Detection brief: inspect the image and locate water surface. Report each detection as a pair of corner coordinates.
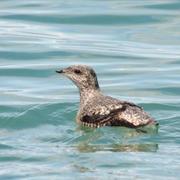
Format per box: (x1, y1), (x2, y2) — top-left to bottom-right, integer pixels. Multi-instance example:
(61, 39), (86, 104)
(0, 0), (180, 179)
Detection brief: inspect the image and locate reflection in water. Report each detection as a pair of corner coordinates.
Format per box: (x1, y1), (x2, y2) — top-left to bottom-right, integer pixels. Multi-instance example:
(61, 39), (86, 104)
(74, 126), (158, 153)
(76, 143), (158, 153)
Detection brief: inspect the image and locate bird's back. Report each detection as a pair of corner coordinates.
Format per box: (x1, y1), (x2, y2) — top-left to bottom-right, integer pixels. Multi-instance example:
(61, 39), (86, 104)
(78, 94), (157, 128)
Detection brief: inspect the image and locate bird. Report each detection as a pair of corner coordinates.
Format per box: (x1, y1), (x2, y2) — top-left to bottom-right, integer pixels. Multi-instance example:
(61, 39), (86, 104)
(56, 65), (158, 129)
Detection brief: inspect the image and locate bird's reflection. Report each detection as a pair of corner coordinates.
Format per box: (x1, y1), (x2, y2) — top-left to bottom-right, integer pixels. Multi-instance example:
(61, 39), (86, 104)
(77, 143), (158, 153)
(74, 126), (158, 153)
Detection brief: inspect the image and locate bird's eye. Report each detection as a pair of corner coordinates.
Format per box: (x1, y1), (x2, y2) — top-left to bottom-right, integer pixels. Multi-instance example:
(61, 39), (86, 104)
(74, 69), (82, 74)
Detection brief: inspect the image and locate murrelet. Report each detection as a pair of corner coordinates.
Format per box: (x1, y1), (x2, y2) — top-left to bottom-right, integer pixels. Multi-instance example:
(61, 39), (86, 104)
(56, 65), (158, 128)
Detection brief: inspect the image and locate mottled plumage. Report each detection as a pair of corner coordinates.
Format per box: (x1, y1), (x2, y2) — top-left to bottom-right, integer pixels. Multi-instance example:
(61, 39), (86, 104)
(56, 65), (158, 128)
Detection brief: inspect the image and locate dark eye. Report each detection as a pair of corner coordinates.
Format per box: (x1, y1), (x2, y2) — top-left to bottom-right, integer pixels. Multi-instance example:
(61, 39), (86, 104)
(74, 69), (82, 74)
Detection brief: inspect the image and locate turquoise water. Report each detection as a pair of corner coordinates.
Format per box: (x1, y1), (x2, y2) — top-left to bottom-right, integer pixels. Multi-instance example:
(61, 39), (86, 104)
(0, 0), (180, 179)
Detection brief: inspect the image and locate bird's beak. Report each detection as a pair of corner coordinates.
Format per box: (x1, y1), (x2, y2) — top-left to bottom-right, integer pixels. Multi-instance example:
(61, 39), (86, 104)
(56, 69), (64, 74)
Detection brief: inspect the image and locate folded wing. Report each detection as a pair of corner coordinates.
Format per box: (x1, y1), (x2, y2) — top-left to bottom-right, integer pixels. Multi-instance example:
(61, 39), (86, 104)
(80, 100), (157, 128)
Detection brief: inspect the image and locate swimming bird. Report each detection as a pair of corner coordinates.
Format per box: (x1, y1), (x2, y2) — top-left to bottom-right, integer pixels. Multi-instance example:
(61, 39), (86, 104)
(56, 65), (158, 128)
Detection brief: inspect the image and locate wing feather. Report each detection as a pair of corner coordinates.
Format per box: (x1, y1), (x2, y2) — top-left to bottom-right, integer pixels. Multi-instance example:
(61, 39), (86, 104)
(80, 101), (155, 128)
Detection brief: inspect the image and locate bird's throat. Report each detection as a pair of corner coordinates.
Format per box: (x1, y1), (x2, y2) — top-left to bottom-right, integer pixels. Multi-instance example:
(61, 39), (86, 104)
(79, 88), (101, 107)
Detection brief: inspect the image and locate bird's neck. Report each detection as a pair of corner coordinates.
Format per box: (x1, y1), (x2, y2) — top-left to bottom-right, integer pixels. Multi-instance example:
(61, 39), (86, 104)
(79, 88), (101, 107)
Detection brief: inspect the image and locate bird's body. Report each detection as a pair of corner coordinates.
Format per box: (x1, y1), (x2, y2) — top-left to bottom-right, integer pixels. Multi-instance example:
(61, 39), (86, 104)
(56, 65), (158, 128)
(77, 92), (156, 128)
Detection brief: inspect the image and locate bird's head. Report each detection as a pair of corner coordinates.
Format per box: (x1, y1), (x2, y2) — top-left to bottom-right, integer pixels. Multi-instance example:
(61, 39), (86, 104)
(56, 65), (99, 91)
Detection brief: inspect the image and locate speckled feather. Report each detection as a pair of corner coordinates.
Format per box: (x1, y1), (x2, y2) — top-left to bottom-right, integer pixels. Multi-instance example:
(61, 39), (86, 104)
(79, 95), (156, 128)
(57, 65), (158, 128)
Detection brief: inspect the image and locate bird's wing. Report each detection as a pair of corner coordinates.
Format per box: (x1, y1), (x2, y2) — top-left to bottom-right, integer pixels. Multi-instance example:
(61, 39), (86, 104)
(80, 101), (155, 128)
(81, 106), (125, 127)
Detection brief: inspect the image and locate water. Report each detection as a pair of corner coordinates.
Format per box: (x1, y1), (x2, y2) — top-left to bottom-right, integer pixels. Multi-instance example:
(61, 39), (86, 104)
(0, 0), (180, 179)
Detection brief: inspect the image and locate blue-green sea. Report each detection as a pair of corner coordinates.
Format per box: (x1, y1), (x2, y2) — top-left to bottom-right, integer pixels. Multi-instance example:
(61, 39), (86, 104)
(0, 0), (180, 179)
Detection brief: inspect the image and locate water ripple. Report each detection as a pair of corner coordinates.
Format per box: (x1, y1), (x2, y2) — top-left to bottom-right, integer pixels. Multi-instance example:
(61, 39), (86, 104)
(0, 0), (180, 179)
